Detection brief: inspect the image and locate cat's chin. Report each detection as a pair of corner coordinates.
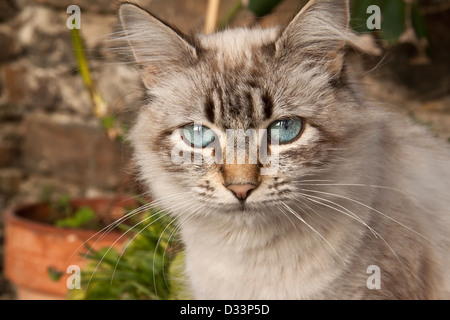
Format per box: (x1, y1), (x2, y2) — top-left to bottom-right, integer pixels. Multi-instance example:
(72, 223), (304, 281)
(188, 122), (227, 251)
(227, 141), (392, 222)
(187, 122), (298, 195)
(199, 201), (246, 213)
(203, 199), (279, 215)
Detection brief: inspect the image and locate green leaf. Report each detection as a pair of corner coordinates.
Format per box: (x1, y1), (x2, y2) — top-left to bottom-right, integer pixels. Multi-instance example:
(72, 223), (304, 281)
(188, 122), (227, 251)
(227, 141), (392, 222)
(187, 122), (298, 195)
(69, 205), (180, 300)
(411, 2), (427, 40)
(100, 115), (116, 131)
(380, 0), (406, 44)
(47, 266), (64, 282)
(168, 250), (192, 300)
(351, 0), (382, 33)
(351, 0), (406, 44)
(55, 207), (95, 228)
(247, 0), (282, 17)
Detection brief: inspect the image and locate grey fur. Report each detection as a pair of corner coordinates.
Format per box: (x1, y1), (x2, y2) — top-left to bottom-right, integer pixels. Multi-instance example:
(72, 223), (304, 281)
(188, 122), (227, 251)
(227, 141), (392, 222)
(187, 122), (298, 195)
(119, 0), (450, 299)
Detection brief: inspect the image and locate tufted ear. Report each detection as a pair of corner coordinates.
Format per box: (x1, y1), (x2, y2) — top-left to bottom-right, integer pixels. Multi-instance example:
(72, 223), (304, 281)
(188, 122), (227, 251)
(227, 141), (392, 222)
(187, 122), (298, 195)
(275, 0), (350, 77)
(119, 3), (197, 87)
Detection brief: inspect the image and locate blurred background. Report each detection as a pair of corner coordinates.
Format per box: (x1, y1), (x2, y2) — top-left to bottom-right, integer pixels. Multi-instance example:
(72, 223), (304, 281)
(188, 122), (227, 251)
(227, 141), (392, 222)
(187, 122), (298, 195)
(0, 0), (448, 299)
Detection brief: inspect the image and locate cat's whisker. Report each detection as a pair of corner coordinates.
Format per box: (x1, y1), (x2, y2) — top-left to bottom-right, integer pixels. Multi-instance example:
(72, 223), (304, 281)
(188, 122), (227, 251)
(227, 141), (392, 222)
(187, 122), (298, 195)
(279, 201), (345, 265)
(84, 194), (195, 292)
(275, 205), (304, 243)
(85, 209), (168, 291)
(159, 209), (199, 299)
(67, 202), (150, 264)
(293, 193), (407, 273)
(296, 192), (377, 237)
(108, 197), (197, 287)
(294, 180), (411, 198)
(73, 192), (191, 264)
(159, 215), (187, 295)
(299, 188), (435, 245)
(152, 201), (205, 299)
(290, 198), (326, 227)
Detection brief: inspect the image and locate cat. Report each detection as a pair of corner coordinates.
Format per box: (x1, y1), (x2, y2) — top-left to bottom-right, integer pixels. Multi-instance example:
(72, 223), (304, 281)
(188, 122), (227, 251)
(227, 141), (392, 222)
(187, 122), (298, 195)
(117, 0), (450, 299)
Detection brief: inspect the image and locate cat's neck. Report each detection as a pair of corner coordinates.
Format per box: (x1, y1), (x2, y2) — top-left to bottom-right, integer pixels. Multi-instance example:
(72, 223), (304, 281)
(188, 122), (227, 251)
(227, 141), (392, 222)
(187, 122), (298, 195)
(179, 208), (365, 299)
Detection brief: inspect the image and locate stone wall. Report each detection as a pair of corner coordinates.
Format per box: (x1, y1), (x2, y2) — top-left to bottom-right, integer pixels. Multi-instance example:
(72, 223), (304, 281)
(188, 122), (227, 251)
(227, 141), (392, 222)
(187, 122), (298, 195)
(0, 1), (195, 209)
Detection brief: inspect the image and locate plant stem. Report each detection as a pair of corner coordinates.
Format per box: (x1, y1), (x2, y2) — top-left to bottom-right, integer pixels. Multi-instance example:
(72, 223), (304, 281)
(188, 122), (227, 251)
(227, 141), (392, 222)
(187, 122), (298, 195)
(70, 28), (107, 118)
(218, 0), (243, 30)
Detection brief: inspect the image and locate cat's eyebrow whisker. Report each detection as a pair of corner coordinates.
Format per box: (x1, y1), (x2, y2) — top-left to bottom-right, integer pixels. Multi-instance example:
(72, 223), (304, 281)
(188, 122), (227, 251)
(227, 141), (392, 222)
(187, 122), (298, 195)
(279, 201), (345, 265)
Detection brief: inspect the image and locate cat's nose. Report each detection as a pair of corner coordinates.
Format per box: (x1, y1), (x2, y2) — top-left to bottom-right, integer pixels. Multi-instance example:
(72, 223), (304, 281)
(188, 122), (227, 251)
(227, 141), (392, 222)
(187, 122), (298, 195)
(227, 184), (257, 200)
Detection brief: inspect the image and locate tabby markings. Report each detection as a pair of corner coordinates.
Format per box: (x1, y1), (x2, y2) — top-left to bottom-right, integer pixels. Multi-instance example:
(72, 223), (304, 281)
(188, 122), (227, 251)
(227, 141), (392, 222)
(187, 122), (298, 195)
(171, 126), (279, 175)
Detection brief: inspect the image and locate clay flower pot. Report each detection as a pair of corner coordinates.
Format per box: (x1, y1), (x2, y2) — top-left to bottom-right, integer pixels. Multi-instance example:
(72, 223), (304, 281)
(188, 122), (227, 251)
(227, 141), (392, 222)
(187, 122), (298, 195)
(3, 197), (135, 299)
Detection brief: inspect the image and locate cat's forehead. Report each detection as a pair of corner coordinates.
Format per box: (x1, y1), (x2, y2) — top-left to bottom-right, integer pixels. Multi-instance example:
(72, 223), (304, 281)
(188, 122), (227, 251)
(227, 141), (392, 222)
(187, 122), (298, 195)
(193, 28), (280, 130)
(197, 28), (280, 68)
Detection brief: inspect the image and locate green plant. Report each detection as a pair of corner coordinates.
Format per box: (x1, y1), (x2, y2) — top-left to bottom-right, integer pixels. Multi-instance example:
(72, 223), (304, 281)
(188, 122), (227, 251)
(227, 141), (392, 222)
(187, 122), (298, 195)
(70, 28), (107, 119)
(54, 206), (95, 229)
(70, 28), (124, 140)
(67, 205), (189, 300)
(351, 0), (427, 45)
(218, 0), (428, 47)
(39, 189), (98, 229)
(218, 0), (284, 29)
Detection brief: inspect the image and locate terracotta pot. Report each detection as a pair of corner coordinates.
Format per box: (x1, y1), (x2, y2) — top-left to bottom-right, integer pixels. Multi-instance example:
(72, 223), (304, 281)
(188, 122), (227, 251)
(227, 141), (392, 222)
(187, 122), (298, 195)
(3, 197), (136, 300)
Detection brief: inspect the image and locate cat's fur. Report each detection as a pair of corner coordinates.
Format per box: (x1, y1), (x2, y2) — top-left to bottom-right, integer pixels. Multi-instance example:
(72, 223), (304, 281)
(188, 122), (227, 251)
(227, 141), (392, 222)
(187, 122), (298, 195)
(118, 0), (450, 299)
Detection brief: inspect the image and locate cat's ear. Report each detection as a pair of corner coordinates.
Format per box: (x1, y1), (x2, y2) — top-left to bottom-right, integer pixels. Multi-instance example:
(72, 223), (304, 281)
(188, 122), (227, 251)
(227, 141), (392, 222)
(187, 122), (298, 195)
(275, 0), (350, 77)
(119, 3), (197, 87)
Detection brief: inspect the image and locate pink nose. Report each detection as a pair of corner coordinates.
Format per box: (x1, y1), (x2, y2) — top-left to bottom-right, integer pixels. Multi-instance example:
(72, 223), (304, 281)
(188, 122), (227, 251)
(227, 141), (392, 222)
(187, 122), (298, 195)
(227, 184), (257, 200)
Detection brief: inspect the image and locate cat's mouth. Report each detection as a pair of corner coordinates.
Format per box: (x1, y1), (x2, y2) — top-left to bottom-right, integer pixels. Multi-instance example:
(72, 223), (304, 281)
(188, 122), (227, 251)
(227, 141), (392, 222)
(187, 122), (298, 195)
(199, 199), (252, 213)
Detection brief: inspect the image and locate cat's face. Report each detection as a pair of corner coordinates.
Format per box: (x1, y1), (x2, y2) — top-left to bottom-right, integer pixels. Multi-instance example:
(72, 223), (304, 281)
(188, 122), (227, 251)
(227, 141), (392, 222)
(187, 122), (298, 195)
(120, 1), (364, 219)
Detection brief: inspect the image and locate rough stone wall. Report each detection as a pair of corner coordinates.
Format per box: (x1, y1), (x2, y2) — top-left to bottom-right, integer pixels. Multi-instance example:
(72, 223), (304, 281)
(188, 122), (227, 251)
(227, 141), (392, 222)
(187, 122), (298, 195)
(0, 0), (203, 209)
(1, 0), (126, 208)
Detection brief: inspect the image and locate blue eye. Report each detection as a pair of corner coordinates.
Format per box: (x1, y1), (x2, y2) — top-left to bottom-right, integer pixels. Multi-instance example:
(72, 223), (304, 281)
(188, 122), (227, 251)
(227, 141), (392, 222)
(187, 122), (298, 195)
(183, 124), (216, 148)
(268, 118), (303, 144)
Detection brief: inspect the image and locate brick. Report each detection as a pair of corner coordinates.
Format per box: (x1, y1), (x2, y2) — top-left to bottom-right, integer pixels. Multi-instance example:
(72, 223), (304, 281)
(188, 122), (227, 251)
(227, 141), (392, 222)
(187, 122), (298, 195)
(22, 113), (128, 189)
(0, 104), (25, 121)
(93, 133), (131, 189)
(0, 143), (18, 167)
(0, 30), (22, 62)
(0, 0), (19, 23)
(1, 64), (27, 105)
(0, 168), (23, 195)
(32, 0), (124, 13)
